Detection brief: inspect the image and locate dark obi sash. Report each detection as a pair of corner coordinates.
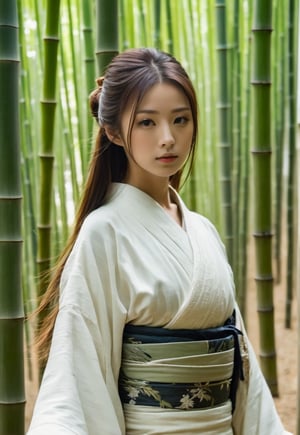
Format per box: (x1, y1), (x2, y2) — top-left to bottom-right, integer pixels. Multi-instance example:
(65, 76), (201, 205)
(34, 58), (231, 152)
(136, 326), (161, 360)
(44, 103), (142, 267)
(119, 312), (244, 413)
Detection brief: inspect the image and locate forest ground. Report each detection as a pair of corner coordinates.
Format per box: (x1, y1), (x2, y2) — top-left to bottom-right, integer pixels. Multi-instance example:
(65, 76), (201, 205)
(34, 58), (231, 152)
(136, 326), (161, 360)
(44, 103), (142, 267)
(25, 239), (298, 434)
(246, 236), (297, 435)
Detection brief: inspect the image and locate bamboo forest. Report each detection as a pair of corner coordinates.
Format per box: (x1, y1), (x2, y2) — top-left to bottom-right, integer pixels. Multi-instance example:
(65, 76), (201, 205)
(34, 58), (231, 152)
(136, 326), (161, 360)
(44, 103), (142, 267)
(0, 0), (299, 433)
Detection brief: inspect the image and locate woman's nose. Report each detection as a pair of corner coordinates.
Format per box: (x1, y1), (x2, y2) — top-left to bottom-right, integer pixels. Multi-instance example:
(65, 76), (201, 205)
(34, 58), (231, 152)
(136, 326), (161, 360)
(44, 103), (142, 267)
(160, 124), (175, 148)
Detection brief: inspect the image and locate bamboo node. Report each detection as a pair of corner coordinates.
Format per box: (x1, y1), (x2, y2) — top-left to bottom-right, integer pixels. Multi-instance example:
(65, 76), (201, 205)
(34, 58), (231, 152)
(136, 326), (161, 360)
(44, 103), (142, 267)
(0, 315), (24, 321)
(250, 80), (271, 86)
(0, 195), (22, 200)
(36, 258), (52, 265)
(40, 99), (57, 105)
(0, 23), (18, 29)
(0, 58), (20, 64)
(252, 27), (273, 33)
(37, 224), (52, 230)
(252, 231), (273, 238)
(255, 275), (274, 282)
(251, 148), (272, 155)
(258, 352), (277, 359)
(43, 36), (59, 42)
(95, 50), (118, 56)
(0, 239), (23, 243)
(0, 399), (26, 405)
(38, 153), (55, 159)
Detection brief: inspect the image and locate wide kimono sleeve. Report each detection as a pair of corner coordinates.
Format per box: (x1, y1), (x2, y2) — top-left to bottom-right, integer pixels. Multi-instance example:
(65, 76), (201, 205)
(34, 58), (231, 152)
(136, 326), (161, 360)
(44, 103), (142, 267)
(27, 211), (128, 435)
(232, 306), (292, 435)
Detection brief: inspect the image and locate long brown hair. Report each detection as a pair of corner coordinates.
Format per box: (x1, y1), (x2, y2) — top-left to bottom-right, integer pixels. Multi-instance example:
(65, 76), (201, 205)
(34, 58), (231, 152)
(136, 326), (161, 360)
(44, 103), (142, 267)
(35, 47), (199, 364)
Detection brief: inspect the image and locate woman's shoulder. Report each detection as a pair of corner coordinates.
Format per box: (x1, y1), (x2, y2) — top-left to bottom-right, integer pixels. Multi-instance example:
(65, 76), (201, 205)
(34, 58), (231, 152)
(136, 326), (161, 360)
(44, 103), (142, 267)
(81, 183), (126, 230)
(188, 209), (228, 258)
(65, 204), (122, 273)
(184, 206), (225, 243)
(172, 188), (217, 230)
(80, 203), (121, 240)
(189, 210), (217, 230)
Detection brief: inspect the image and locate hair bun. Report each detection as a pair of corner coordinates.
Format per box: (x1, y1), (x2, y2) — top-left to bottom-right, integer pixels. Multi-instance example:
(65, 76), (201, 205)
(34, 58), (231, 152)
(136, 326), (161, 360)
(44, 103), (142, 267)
(89, 76), (105, 120)
(96, 76), (105, 88)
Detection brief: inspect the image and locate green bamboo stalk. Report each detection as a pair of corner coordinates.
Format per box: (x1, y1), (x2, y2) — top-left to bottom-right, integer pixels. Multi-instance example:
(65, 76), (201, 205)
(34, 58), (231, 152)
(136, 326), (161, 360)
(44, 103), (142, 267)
(285, 0), (298, 328)
(18, 0), (41, 385)
(165, 0), (173, 54)
(167, 1), (181, 57)
(118, 0), (126, 50)
(58, 35), (80, 205)
(177, 0), (222, 227)
(18, 0), (38, 293)
(205, 0), (222, 226)
(215, 0), (233, 262)
(154, 2), (165, 51)
(298, 134), (300, 435)
(238, 0), (252, 322)
(273, 0), (286, 285)
(179, 0), (199, 211)
(119, 0), (134, 50)
(182, 0), (200, 209)
(32, 0), (43, 63)
(81, 0), (96, 152)
(37, 0), (61, 376)
(19, 79), (36, 383)
(0, 1), (25, 433)
(231, 0), (242, 304)
(65, 0), (86, 175)
(234, 0), (252, 318)
(96, 0), (119, 75)
(133, 1), (143, 46)
(54, 104), (70, 246)
(153, 0), (161, 49)
(171, 0), (196, 208)
(251, 0), (278, 396)
(139, 0), (154, 47)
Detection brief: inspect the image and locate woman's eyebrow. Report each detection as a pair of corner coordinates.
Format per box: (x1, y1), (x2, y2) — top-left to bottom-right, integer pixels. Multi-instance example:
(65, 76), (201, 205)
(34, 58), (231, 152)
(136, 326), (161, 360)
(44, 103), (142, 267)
(136, 107), (191, 114)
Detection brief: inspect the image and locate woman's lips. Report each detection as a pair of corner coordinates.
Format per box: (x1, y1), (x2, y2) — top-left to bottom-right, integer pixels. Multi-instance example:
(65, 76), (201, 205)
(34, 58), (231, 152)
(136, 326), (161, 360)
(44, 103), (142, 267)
(156, 155), (178, 163)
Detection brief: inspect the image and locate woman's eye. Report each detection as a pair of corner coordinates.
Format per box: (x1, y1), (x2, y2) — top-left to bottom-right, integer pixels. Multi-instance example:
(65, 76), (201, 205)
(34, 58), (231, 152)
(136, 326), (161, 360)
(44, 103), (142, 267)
(174, 116), (189, 125)
(138, 119), (154, 127)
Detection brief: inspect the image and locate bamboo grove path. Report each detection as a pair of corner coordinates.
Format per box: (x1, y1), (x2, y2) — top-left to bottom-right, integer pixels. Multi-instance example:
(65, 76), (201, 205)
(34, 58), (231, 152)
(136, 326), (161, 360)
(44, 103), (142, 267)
(247, 235), (297, 435)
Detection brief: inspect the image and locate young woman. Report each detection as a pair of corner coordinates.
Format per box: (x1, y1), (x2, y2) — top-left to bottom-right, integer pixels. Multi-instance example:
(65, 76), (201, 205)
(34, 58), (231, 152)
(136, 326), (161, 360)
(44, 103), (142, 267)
(27, 48), (290, 435)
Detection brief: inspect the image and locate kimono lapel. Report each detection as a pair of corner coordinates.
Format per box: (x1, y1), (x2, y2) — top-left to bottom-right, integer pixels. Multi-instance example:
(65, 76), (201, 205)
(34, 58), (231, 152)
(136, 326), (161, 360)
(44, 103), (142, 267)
(164, 202), (208, 329)
(110, 183), (193, 272)
(109, 184), (234, 330)
(164, 194), (235, 329)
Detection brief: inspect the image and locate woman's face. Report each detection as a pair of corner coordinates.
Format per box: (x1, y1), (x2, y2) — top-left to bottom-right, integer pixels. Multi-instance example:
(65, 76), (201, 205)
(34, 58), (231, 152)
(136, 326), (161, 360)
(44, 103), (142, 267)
(116, 82), (194, 186)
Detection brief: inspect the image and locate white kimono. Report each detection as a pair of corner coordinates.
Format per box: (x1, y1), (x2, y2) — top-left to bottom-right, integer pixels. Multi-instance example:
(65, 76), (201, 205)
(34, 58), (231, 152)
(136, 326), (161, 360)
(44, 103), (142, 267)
(27, 183), (288, 435)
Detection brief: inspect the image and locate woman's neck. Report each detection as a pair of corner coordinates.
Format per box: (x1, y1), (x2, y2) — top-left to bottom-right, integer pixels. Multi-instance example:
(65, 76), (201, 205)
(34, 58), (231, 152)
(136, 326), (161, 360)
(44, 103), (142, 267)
(124, 177), (182, 227)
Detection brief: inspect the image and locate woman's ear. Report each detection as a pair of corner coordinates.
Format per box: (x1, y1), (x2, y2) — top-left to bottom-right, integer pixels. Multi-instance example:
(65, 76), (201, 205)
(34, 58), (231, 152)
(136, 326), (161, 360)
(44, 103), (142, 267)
(104, 127), (124, 147)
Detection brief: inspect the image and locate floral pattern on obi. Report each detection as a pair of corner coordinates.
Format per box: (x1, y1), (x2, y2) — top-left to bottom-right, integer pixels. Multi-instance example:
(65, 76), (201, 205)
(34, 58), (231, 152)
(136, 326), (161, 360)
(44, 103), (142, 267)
(119, 376), (232, 410)
(119, 332), (236, 410)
